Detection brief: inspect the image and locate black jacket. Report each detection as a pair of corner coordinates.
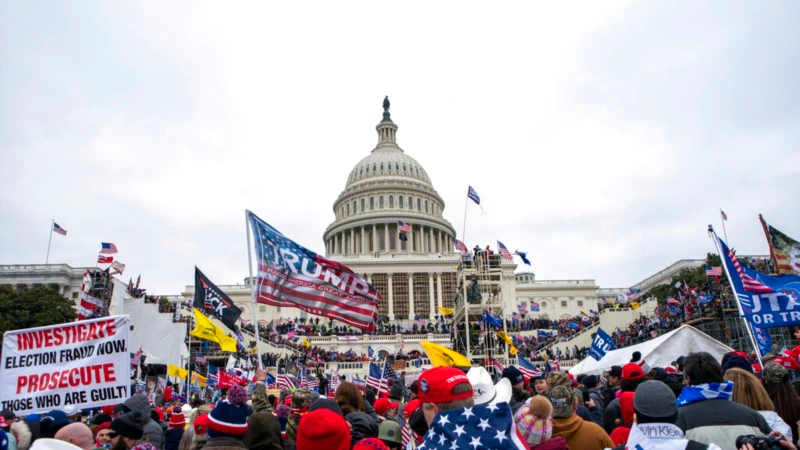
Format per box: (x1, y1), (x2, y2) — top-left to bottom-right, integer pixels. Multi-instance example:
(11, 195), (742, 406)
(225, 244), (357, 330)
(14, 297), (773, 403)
(347, 411), (379, 448)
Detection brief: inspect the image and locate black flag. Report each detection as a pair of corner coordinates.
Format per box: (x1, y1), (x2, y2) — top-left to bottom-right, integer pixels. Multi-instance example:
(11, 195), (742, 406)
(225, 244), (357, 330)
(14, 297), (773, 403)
(194, 267), (243, 332)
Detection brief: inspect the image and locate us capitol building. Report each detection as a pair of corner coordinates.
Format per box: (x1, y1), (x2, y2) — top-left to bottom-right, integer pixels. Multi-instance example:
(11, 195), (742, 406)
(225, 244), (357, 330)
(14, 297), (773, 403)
(2, 100), (709, 333)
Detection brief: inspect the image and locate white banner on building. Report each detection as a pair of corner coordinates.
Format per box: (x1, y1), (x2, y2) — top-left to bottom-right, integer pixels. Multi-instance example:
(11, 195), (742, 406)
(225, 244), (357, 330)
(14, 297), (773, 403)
(0, 315), (131, 415)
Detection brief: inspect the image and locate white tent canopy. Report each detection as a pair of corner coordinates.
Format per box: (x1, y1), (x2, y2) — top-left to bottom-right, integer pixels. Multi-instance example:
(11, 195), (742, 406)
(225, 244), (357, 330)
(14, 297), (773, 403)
(569, 325), (733, 376)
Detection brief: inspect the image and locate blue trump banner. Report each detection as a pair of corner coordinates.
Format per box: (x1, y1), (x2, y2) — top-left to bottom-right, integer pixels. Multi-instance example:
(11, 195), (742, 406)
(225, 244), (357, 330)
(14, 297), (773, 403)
(718, 235), (800, 328)
(247, 211), (380, 331)
(588, 328), (615, 361)
(751, 323), (771, 358)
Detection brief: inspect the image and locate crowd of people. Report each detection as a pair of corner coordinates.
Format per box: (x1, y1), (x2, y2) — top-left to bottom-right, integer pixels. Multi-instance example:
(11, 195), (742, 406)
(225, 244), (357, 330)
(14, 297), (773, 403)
(7, 346), (800, 450)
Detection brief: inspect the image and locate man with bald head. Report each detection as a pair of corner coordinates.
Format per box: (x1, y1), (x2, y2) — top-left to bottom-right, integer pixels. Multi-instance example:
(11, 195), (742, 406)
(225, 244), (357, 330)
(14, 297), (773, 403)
(55, 423), (94, 450)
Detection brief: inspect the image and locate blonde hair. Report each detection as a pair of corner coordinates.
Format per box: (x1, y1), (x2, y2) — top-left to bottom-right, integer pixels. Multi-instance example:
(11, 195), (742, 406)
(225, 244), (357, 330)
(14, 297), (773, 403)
(724, 368), (774, 411)
(529, 396), (553, 419)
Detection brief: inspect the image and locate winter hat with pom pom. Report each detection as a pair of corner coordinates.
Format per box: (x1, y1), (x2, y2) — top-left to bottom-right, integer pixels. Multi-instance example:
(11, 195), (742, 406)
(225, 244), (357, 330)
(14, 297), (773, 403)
(168, 406), (186, 429)
(208, 385), (249, 439)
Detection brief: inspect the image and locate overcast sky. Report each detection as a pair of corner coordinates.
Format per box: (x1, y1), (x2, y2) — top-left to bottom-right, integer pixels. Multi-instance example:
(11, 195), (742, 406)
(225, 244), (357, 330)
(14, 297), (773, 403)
(2, 2), (799, 295)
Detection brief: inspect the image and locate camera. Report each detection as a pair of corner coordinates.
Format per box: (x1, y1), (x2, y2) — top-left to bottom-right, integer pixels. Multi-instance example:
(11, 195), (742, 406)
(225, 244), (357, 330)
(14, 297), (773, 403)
(735, 435), (784, 450)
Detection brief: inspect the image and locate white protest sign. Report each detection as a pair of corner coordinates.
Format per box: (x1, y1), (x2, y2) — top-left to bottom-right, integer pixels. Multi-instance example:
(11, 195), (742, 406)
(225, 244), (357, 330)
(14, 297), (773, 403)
(0, 315), (131, 414)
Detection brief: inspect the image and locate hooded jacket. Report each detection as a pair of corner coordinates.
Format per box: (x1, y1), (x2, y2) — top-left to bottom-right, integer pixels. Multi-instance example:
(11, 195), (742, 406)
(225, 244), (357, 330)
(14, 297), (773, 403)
(347, 412), (379, 447)
(124, 395), (165, 450)
(243, 409), (284, 450)
(552, 414), (614, 450)
(676, 398), (771, 450)
(611, 423), (721, 450)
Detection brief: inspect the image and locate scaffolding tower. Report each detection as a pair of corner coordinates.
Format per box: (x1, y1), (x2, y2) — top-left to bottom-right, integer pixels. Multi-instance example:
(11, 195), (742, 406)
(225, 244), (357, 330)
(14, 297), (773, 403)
(86, 268), (114, 317)
(451, 252), (511, 368)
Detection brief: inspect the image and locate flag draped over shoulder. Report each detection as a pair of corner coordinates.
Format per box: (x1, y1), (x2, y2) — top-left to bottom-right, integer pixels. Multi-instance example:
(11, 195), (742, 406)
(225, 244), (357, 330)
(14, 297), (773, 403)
(194, 267), (243, 332)
(190, 308), (238, 352)
(248, 211), (380, 330)
(760, 215), (800, 275)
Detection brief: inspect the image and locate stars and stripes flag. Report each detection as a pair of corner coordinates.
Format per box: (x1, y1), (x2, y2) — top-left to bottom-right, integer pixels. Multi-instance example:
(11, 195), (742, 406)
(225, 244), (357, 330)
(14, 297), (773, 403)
(98, 255), (113, 264)
(307, 376), (319, 390)
(490, 358), (505, 373)
(195, 354), (207, 365)
(398, 220), (412, 233)
(667, 296), (682, 306)
(722, 240), (772, 293)
(421, 402), (527, 450)
(552, 354), (561, 371)
(401, 423), (412, 448)
(705, 265), (722, 277)
(248, 211), (380, 331)
(276, 367), (295, 390)
(100, 242), (118, 254)
(497, 241), (513, 260)
(366, 362), (389, 394)
(53, 222), (67, 236)
(453, 238), (468, 254)
(130, 347), (143, 367)
(517, 355), (542, 379)
(78, 291), (104, 321)
(721, 210), (728, 221)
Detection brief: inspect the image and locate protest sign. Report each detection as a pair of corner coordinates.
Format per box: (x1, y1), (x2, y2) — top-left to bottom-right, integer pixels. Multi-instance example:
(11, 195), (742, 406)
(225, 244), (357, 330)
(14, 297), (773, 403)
(0, 315), (131, 414)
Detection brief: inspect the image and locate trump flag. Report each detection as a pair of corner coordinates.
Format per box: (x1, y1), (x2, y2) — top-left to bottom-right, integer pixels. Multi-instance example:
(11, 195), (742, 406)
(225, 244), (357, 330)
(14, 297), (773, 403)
(247, 211), (380, 331)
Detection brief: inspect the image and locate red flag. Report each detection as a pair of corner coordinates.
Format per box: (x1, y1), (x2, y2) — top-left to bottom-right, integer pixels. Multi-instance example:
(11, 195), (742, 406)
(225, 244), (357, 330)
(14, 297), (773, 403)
(218, 370), (249, 389)
(98, 255), (113, 264)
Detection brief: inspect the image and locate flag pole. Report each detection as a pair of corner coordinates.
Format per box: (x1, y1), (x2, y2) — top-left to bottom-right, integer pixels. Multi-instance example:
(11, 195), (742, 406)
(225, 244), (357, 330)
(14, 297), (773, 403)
(46, 219), (54, 264)
(708, 226), (762, 366)
(720, 209), (729, 243)
(187, 309), (193, 399)
(245, 210), (263, 371)
(461, 195), (469, 245)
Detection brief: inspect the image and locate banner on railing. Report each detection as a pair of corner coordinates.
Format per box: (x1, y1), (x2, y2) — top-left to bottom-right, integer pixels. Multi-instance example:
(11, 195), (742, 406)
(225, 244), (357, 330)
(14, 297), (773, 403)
(0, 316), (131, 414)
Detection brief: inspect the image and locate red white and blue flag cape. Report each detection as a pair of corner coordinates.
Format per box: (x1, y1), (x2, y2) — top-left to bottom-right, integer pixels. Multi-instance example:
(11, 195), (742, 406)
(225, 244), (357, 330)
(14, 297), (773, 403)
(248, 211), (380, 331)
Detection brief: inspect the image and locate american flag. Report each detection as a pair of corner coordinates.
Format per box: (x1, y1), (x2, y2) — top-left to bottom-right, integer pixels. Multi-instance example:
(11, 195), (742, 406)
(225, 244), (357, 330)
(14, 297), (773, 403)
(401, 424), (413, 448)
(453, 238), (468, 254)
(397, 220), (412, 233)
(517, 355), (542, 379)
(248, 211), (380, 331)
(100, 242), (118, 254)
(497, 241), (512, 260)
(721, 210), (728, 221)
(97, 255), (113, 264)
(414, 315), (426, 326)
(490, 358), (505, 373)
(720, 237), (772, 293)
(53, 222), (67, 236)
(366, 362), (392, 394)
(277, 367), (295, 390)
(705, 265), (722, 277)
(552, 354), (561, 371)
(78, 291), (104, 321)
(667, 296), (681, 306)
(420, 402), (527, 450)
(130, 347), (142, 367)
(307, 376), (319, 389)
(195, 354), (207, 365)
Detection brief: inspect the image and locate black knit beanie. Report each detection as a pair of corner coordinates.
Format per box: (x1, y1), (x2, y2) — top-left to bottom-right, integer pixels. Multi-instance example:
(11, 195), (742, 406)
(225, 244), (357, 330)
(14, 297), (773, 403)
(111, 410), (145, 440)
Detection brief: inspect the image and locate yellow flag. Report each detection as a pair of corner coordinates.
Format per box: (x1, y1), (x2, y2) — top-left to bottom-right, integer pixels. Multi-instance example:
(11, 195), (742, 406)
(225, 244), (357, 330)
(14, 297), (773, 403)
(192, 373), (207, 387)
(631, 302), (640, 310)
(496, 331), (512, 345)
(510, 345), (518, 356)
(438, 306), (455, 316)
(190, 308), (238, 352)
(302, 338), (311, 348)
(167, 364), (188, 379)
(420, 341), (471, 368)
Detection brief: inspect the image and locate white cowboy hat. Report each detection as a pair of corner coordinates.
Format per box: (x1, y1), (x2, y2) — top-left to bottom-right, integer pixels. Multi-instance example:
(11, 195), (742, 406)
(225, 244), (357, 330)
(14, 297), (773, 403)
(467, 366), (513, 405)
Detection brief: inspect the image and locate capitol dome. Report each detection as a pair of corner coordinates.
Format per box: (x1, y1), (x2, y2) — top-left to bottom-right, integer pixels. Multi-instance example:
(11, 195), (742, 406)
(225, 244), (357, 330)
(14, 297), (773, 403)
(324, 98), (456, 257)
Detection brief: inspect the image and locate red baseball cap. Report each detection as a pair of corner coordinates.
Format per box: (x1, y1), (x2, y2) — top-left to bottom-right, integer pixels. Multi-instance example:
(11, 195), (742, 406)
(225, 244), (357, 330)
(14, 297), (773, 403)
(418, 367), (472, 404)
(373, 397), (399, 415)
(622, 363), (645, 381)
